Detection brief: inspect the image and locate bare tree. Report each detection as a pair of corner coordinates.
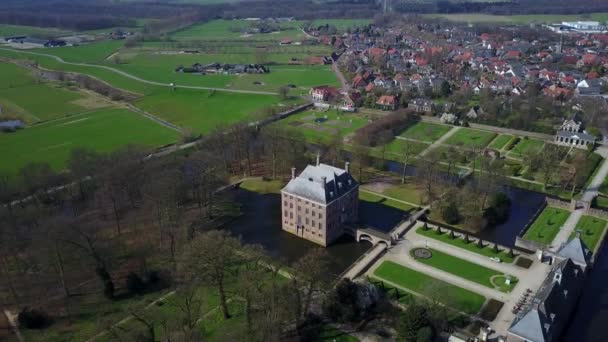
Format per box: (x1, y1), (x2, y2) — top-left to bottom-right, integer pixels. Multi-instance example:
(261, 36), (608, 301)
(179, 230), (245, 320)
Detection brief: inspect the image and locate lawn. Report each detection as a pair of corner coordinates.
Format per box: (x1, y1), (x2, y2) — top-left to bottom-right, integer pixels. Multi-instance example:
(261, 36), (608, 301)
(134, 88), (281, 134)
(570, 215), (607, 252)
(277, 109), (370, 143)
(399, 121), (452, 143)
(240, 178), (286, 194)
(411, 248), (517, 293)
(374, 138), (429, 161)
(509, 138), (545, 158)
(416, 227), (516, 263)
(523, 207), (571, 246)
(444, 128), (496, 149)
(0, 107), (180, 174)
(373, 261), (486, 315)
(376, 183), (422, 205)
(488, 134), (515, 150)
(359, 190), (414, 212)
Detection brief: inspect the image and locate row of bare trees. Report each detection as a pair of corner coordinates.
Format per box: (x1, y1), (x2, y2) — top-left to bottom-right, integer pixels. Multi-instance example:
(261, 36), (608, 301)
(0, 122), (317, 339)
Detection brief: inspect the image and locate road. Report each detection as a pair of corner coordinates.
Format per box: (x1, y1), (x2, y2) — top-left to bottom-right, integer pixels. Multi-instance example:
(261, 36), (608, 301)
(332, 61), (350, 92)
(126, 104), (184, 133)
(0, 48), (279, 96)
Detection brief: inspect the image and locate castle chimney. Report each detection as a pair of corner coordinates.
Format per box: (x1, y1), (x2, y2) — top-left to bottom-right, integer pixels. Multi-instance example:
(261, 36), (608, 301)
(345, 161), (350, 173)
(291, 167), (296, 180)
(321, 176), (327, 190)
(316, 153), (320, 166)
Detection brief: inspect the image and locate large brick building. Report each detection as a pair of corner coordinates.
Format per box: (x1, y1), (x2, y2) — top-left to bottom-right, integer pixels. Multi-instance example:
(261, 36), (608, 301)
(281, 162), (359, 246)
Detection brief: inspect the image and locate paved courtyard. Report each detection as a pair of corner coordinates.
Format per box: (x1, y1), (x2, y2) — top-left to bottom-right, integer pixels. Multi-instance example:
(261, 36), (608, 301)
(365, 222), (552, 337)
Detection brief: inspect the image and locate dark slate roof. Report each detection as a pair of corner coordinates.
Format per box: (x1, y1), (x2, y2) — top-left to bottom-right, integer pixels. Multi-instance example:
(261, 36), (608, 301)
(557, 236), (592, 267)
(282, 163), (358, 204)
(509, 259), (584, 342)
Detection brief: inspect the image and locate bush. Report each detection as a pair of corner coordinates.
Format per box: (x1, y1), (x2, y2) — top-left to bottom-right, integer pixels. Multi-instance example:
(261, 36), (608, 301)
(441, 201), (461, 225)
(416, 326), (434, 342)
(146, 270), (172, 290)
(483, 192), (512, 226)
(323, 279), (381, 323)
(504, 137), (520, 151)
(515, 257), (533, 269)
(18, 308), (52, 329)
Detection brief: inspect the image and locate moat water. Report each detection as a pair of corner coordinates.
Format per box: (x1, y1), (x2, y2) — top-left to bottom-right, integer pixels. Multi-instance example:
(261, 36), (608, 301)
(222, 162), (606, 340)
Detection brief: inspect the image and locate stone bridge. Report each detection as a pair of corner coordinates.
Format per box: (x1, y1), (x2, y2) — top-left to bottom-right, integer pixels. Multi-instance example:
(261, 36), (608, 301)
(345, 227), (392, 246)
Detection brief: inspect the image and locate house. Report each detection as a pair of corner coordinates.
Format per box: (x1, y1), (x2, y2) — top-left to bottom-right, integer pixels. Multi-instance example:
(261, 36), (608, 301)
(281, 162), (359, 247)
(507, 257), (586, 342)
(410, 98), (434, 114)
(310, 86), (339, 103)
(376, 95), (398, 111)
(554, 115), (595, 148)
(338, 92), (361, 112)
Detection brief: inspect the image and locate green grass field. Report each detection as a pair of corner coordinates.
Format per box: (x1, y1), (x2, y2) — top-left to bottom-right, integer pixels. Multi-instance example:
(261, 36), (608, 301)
(277, 109), (369, 143)
(0, 62), (97, 123)
(172, 19), (370, 41)
(376, 183), (422, 205)
(488, 134), (515, 150)
(0, 24), (69, 37)
(240, 178), (285, 194)
(134, 89), (280, 134)
(444, 128), (496, 149)
(424, 13), (608, 24)
(509, 138), (545, 158)
(412, 248), (517, 292)
(0, 107), (179, 174)
(359, 190), (414, 212)
(570, 215), (607, 252)
(416, 227), (516, 263)
(399, 121), (451, 143)
(523, 207), (571, 246)
(33, 40), (125, 63)
(373, 261), (486, 315)
(379, 139), (429, 160)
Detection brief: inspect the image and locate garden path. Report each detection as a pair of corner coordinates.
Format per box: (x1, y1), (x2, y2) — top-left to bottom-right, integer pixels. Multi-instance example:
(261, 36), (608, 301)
(551, 147), (608, 252)
(419, 126), (460, 157)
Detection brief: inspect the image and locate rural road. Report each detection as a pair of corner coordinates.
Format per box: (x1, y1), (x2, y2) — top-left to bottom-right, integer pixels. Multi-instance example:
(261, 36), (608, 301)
(0, 48), (280, 96)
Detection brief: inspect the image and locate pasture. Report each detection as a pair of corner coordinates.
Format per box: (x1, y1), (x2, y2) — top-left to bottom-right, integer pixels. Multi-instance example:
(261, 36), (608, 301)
(424, 13), (608, 24)
(172, 19), (370, 41)
(0, 24), (68, 38)
(32, 40), (125, 63)
(134, 89), (281, 134)
(0, 62), (108, 123)
(0, 107), (179, 174)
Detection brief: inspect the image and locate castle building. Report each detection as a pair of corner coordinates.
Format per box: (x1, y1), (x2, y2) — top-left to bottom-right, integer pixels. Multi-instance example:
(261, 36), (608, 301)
(281, 161), (359, 246)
